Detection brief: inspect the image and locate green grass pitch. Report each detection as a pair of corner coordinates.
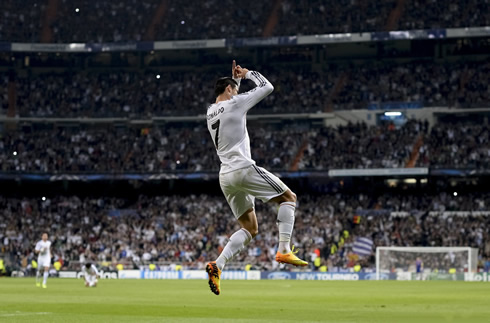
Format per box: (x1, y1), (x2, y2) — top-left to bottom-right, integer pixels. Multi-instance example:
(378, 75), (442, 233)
(0, 278), (488, 322)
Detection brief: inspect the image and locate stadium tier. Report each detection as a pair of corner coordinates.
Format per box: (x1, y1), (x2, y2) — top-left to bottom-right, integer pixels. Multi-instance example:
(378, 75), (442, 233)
(1, 0), (489, 42)
(1, 193), (489, 272)
(1, 120), (488, 173)
(0, 0), (42, 42)
(0, 60), (486, 118)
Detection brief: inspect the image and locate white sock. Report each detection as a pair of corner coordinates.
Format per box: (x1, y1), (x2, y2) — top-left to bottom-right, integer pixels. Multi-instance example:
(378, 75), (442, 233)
(277, 202), (296, 254)
(216, 228), (252, 271)
(43, 271), (48, 285)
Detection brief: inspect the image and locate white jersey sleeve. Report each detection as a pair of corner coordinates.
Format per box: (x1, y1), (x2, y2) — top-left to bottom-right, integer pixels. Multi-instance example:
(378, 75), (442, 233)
(207, 71), (273, 174)
(233, 71), (274, 113)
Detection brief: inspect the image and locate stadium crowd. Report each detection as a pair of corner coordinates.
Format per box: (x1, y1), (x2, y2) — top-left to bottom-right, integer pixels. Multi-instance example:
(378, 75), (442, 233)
(276, 0), (394, 35)
(0, 0), (42, 42)
(154, 1), (272, 41)
(421, 121), (490, 169)
(301, 120), (428, 169)
(397, 0), (489, 31)
(10, 60), (489, 118)
(1, 0), (489, 42)
(52, 0), (160, 43)
(332, 61), (489, 110)
(0, 124), (302, 173)
(0, 74), (8, 114)
(0, 193), (489, 273)
(1, 120), (489, 173)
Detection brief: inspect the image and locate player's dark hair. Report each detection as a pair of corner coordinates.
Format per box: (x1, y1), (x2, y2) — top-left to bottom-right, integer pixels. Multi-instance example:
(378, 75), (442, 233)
(85, 263), (91, 269)
(214, 77), (238, 97)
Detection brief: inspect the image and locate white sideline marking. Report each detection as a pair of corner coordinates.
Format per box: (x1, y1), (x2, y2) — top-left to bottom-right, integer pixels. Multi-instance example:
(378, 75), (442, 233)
(0, 311), (51, 317)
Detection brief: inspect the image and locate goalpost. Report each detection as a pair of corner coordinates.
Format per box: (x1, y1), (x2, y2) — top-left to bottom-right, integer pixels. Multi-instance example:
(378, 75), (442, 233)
(376, 247), (478, 281)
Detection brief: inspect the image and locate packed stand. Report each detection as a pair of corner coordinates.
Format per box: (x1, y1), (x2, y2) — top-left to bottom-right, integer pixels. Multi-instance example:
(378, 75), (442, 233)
(332, 61), (490, 110)
(419, 121), (490, 169)
(154, 0), (272, 41)
(300, 120), (429, 169)
(51, 0), (160, 43)
(275, 0), (490, 37)
(302, 120), (489, 170)
(2, 1), (490, 43)
(0, 74), (8, 114)
(0, 0), (43, 42)
(14, 67), (331, 117)
(0, 125), (304, 173)
(0, 192), (489, 273)
(398, 0), (490, 31)
(1, 120), (489, 173)
(275, 0), (395, 36)
(13, 60), (489, 118)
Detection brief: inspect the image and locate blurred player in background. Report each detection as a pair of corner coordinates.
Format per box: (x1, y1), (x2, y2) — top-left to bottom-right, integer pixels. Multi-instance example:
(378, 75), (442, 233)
(82, 262), (100, 287)
(34, 232), (51, 288)
(205, 61), (307, 295)
(415, 257), (423, 280)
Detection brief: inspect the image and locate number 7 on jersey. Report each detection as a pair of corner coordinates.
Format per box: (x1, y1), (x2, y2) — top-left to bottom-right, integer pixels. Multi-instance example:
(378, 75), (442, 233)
(211, 119), (220, 149)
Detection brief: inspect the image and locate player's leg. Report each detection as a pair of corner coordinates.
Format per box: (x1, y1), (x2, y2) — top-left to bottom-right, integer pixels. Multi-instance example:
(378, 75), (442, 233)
(270, 190), (307, 266)
(216, 207), (256, 270)
(248, 165), (307, 267)
(206, 170), (255, 295)
(207, 208), (255, 296)
(35, 267), (42, 287)
(214, 170), (256, 271)
(42, 265), (49, 287)
(270, 189), (296, 254)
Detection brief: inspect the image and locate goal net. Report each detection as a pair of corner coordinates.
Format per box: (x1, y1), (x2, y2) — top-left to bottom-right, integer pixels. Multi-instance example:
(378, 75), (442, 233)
(376, 247), (478, 281)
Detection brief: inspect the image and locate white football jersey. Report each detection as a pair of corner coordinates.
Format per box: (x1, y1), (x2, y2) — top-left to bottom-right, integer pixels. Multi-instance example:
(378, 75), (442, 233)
(207, 71), (274, 174)
(35, 240), (51, 258)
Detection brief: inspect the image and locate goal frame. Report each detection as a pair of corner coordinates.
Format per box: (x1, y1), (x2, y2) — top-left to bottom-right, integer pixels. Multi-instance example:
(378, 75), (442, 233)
(375, 246), (478, 280)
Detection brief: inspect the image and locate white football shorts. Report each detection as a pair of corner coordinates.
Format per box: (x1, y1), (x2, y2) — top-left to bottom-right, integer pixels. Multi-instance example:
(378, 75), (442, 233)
(220, 164), (288, 219)
(37, 256), (50, 268)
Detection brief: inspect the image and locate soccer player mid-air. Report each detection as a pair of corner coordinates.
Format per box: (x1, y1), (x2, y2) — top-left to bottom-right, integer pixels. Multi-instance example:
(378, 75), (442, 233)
(205, 61), (307, 295)
(82, 262), (100, 287)
(34, 232), (52, 288)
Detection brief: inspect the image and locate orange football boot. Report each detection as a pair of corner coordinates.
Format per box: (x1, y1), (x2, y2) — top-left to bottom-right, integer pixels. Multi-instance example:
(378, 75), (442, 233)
(275, 245), (308, 267)
(206, 261), (222, 295)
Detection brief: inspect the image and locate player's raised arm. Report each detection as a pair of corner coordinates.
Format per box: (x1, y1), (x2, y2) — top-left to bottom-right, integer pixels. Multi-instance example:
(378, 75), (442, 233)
(234, 66), (274, 112)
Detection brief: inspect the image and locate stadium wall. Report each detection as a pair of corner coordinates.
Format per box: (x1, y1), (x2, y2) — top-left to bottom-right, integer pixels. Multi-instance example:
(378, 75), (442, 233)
(55, 271), (490, 281)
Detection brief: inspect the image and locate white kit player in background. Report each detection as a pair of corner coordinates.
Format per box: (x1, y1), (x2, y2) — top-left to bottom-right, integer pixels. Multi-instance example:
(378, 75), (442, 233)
(205, 61), (308, 296)
(82, 263), (100, 287)
(35, 232), (52, 288)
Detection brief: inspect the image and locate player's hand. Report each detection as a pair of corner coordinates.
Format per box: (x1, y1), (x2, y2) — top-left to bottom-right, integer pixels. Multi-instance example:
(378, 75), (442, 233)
(232, 60), (239, 78)
(235, 66), (249, 79)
